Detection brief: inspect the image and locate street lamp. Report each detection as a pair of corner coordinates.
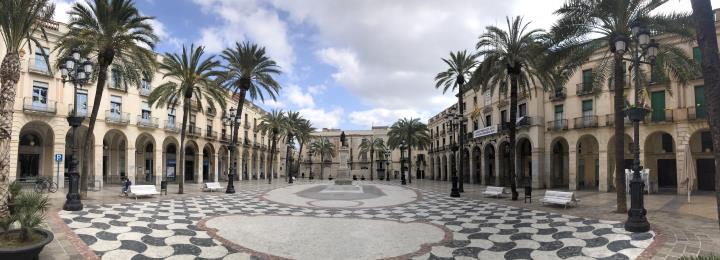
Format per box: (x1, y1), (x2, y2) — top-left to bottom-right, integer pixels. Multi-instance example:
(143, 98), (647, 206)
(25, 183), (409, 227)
(612, 21), (657, 233)
(384, 149), (391, 181)
(286, 132), (294, 183)
(222, 107), (242, 193)
(445, 107), (461, 197)
(399, 141), (405, 183)
(60, 47), (93, 211)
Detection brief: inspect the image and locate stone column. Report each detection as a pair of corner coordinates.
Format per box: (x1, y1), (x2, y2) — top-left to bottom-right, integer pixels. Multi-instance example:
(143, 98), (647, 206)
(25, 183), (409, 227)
(214, 153), (219, 182)
(531, 149), (543, 189)
(494, 149), (502, 186)
(543, 147), (552, 188)
(598, 149), (609, 192)
(155, 147), (163, 186)
(445, 153), (451, 181)
(568, 146), (577, 190)
(94, 144), (104, 189)
(480, 149), (486, 185)
(127, 146), (137, 184)
(469, 149), (476, 184)
(196, 151), (203, 184)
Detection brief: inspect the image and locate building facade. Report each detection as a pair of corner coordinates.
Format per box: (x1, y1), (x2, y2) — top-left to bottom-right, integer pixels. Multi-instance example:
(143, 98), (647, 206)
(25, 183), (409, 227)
(428, 19), (718, 194)
(301, 127), (429, 181)
(2, 20), (287, 189)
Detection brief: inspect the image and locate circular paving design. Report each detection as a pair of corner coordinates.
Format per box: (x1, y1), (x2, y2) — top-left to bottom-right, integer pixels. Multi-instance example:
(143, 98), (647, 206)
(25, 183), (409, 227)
(202, 215), (448, 259)
(262, 183), (419, 208)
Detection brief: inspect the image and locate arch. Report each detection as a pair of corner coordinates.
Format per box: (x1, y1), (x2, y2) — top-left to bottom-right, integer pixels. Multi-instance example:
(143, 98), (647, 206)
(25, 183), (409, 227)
(102, 129), (128, 184)
(218, 145), (229, 181)
(499, 141), (511, 187)
(644, 131), (677, 191)
(576, 134), (600, 190)
(162, 136), (179, 183)
(135, 133), (157, 184)
(16, 121), (54, 180)
(63, 125), (95, 187)
(516, 138), (532, 187)
(202, 143), (216, 182)
(462, 148), (470, 184)
(550, 137), (569, 189)
(607, 134), (633, 191)
(689, 129), (715, 191)
(242, 150), (250, 180)
(441, 154), (448, 181)
(184, 140), (199, 182)
(472, 146), (482, 184)
(483, 143), (496, 185)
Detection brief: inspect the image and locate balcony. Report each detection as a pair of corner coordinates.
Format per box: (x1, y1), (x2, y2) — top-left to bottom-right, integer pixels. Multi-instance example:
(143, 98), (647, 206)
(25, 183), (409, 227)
(187, 126), (202, 138)
(190, 100), (201, 111)
(22, 98), (56, 115)
(243, 138), (251, 147)
(136, 116), (159, 128)
(67, 104), (91, 117)
(497, 122), (511, 133)
(549, 87), (566, 101)
(105, 110), (130, 125)
(205, 130), (217, 140)
(517, 116), (542, 128)
(608, 77), (630, 91)
(107, 82), (125, 92)
(39, 19), (59, 31)
(220, 133), (230, 142)
(546, 119), (568, 131)
(573, 115), (598, 129)
(576, 83), (594, 96)
(27, 58), (52, 76)
(164, 120), (179, 133)
(647, 109), (674, 123)
(604, 114), (631, 127)
(253, 141), (261, 148)
(139, 87), (151, 97)
(687, 106), (707, 120)
(206, 107), (216, 117)
(244, 123), (251, 129)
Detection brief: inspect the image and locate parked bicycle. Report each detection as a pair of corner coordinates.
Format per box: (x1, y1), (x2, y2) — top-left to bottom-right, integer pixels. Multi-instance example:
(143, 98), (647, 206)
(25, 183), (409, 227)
(34, 177), (58, 193)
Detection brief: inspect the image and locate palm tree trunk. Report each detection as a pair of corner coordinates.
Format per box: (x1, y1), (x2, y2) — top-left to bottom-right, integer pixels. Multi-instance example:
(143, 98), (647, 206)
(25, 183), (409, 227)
(457, 84), (464, 190)
(178, 99), (191, 194)
(613, 54), (627, 212)
(297, 143), (304, 177)
(269, 131), (277, 184)
(691, 0), (720, 230)
(320, 152), (325, 180)
(408, 145), (413, 183)
(508, 66), (519, 200)
(0, 52), (21, 217)
(81, 51), (114, 196)
(231, 89), (247, 181)
(370, 146), (374, 180)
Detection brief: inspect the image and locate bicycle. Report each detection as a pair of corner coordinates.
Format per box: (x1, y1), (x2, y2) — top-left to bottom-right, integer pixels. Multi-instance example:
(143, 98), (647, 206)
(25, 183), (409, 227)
(34, 177), (58, 193)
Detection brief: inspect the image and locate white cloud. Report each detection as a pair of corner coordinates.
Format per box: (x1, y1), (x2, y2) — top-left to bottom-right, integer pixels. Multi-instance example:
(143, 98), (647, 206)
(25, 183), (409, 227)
(299, 107), (343, 129)
(307, 84), (327, 95)
(349, 108), (432, 128)
(286, 84), (315, 108)
(53, 0), (80, 24)
(316, 48), (361, 85)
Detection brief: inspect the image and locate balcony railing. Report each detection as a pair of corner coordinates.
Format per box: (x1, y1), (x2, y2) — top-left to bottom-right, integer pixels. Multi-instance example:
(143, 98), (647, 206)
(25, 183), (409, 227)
(107, 82), (125, 92)
(573, 115), (598, 129)
(205, 130), (217, 140)
(576, 83), (594, 96)
(105, 110), (130, 125)
(22, 98), (56, 114)
(187, 126), (202, 137)
(27, 58), (51, 76)
(206, 107), (216, 117)
(546, 119), (568, 131)
(604, 114), (631, 127)
(244, 123), (251, 129)
(648, 109), (674, 123)
(164, 120), (179, 133)
(517, 116), (542, 128)
(67, 104), (91, 117)
(687, 106), (707, 120)
(549, 87), (566, 101)
(220, 133), (230, 142)
(139, 88), (151, 97)
(136, 116), (159, 128)
(497, 122), (511, 133)
(243, 138), (251, 147)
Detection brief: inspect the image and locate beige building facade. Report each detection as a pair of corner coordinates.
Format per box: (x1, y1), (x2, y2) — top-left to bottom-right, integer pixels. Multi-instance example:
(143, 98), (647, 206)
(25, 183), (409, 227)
(301, 127), (429, 181)
(2, 20), (287, 189)
(428, 19), (718, 195)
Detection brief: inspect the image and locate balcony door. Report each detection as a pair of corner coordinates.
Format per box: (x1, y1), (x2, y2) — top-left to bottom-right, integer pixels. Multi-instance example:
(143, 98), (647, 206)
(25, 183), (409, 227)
(582, 100), (593, 126)
(651, 91), (665, 121)
(32, 81), (49, 109)
(695, 85), (706, 118)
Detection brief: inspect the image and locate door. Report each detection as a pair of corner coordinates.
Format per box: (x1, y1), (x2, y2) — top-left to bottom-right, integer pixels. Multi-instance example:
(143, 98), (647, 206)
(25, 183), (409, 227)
(657, 159), (677, 188)
(697, 159), (715, 191)
(145, 159), (153, 183)
(651, 91), (666, 122)
(578, 159), (585, 188)
(695, 86), (706, 118)
(203, 159), (209, 181)
(185, 161), (194, 181)
(18, 154), (40, 178)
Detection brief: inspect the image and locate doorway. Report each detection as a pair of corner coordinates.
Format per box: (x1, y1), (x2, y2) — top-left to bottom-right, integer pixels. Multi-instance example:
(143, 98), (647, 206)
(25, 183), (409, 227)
(657, 159), (677, 188)
(697, 159), (715, 191)
(18, 154), (40, 178)
(185, 161), (195, 181)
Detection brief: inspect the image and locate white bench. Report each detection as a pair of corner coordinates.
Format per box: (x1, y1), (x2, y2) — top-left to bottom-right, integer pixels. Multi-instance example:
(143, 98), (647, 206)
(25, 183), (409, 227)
(128, 185), (160, 200)
(482, 186), (505, 198)
(202, 182), (223, 192)
(541, 190), (578, 209)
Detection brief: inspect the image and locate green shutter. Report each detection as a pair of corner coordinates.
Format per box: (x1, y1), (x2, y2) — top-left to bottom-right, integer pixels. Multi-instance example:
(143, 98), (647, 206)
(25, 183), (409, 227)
(582, 69), (592, 90)
(582, 100), (593, 112)
(695, 85), (706, 118)
(693, 47), (702, 63)
(651, 91), (665, 121)
(555, 105), (563, 113)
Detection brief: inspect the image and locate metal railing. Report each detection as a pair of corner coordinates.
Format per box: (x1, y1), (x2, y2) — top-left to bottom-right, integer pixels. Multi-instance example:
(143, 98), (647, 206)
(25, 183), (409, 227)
(105, 110), (130, 124)
(549, 87), (566, 101)
(67, 104), (91, 117)
(243, 138), (251, 146)
(22, 97), (56, 114)
(187, 126), (202, 137)
(648, 109), (674, 123)
(164, 120), (179, 132)
(139, 88), (151, 97)
(205, 130), (217, 140)
(573, 115), (598, 129)
(136, 116), (159, 128)
(604, 114), (631, 127)
(220, 133), (230, 142)
(546, 119), (568, 131)
(576, 83), (594, 96)
(687, 106), (706, 120)
(27, 57), (51, 76)
(107, 82), (125, 92)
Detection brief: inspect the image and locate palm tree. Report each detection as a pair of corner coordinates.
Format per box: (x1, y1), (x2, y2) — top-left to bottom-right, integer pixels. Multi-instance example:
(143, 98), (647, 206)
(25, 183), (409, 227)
(283, 111), (306, 181)
(471, 16), (548, 200)
(358, 137), (386, 180)
(220, 42), (282, 180)
(690, 0), (720, 229)
(554, 0), (698, 212)
(56, 0), (158, 195)
(435, 50), (478, 190)
(148, 45), (225, 194)
(309, 137), (336, 180)
(257, 110), (289, 184)
(387, 118), (431, 183)
(0, 0), (54, 216)
(294, 119), (315, 177)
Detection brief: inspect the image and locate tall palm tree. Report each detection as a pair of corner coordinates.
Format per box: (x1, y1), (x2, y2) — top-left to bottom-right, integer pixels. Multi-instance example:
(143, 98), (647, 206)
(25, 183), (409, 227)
(471, 16), (548, 200)
(148, 45), (225, 194)
(56, 0), (158, 195)
(220, 41), (282, 181)
(283, 111), (305, 181)
(257, 109), (288, 184)
(294, 119), (315, 176)
(554, 0), (697, 212)
(435, 50), (478, 189)
(387, 118), (431, 183)
(309, 137), (336, 180)
(690, 0), (720, 229)
(0, 0), (54, 216)
(358, 137), (386, 180)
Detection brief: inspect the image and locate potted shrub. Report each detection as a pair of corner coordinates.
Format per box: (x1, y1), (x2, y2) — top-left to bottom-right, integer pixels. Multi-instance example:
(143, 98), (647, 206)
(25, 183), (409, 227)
(0, 181), (54, 260)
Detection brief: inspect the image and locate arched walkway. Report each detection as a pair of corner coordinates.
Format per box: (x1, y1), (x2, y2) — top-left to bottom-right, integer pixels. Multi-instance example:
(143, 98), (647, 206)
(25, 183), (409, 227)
(689, 129), (715, 191)
(16, 122), (54, 180)
(472, 146), (481, 184)
(577, 135), (599, 190)
(135, 133), (156, 185)
(550, 138), (569, 189)
(607, 134), (633, 191)
(499, 142), (511, 187)
(484, 144), (495, 185)
(644, 131), (677, 191)
(103, 130), (128, 184)
(441, 154), (448, 181)
(241, 151), (249, 180)
(517, 138), (532, 187)
(184, 141), (199, 182)
(64, 125), (95, 187)
(218, 145), (229, 181)
(202, 143), (216, 182)
(463, 148), (470, 184)
(162, 137), (179, 183)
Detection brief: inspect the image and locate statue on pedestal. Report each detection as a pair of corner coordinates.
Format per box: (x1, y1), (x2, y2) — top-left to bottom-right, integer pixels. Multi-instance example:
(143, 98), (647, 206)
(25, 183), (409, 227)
(340, 131), (347, 147)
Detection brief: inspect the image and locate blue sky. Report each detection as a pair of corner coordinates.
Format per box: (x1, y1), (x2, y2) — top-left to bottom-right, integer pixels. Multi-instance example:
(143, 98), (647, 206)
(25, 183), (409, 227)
(53, 0), (703, 130)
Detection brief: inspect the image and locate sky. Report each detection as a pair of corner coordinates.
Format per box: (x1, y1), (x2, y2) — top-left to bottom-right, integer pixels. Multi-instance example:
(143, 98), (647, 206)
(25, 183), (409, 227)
(52, 0), (709, 130)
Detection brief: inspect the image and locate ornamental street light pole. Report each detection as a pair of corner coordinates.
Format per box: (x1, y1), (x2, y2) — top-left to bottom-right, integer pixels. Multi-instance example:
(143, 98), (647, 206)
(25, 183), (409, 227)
(222, 107), (243, 193)
(612, 21), (658, 233)
(308, 150), (314, 180)
(385, 149), (391, 181)
(286, 132), (294, 183)
(399, 140), (408, 185)
(60, 47), (93, 211)
(445, 106), (461, 197)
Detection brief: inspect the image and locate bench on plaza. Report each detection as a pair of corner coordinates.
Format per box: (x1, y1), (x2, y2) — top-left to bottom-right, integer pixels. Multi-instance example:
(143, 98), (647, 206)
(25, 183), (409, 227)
(128, 185), (160, 200)
(202, 182), (224, 192)
(540, 190), (578, 209)
(482, 186), (505, 198)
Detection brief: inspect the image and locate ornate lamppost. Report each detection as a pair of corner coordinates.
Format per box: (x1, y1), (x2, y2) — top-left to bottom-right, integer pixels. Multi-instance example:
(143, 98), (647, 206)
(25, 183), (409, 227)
(222, 107), (242, 193)
(385, 149), (391, 181)
(308, 150), (314, 180)
(612, 21), (658, 233)
(445, 106), (461, 197)
(399, 140), (407, 185)
(60, 47), (93, 211)
(286, 132), (294, 183)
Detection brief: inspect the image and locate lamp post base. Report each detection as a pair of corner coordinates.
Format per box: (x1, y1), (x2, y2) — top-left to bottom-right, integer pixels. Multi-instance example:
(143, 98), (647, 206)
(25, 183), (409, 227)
(63, 172), (83, 211)
(450, 176), (460, 197)
(624, 209), (650, 232)
(226, 175), (236, 194)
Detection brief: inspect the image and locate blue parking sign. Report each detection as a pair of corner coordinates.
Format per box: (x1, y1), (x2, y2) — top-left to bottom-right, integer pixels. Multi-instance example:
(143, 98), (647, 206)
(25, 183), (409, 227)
(55, 154), (63, 162)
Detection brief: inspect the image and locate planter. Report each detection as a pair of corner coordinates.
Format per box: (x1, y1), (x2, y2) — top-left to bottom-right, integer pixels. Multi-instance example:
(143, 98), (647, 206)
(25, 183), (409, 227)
(0, 228), (54, 260)
(624, 107), (647, 122)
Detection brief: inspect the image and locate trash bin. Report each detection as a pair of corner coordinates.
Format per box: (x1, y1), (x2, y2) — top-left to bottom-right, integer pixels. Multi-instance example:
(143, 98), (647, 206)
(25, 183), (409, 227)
(160, 181), (167, 195)
(524, 186), (532, 203)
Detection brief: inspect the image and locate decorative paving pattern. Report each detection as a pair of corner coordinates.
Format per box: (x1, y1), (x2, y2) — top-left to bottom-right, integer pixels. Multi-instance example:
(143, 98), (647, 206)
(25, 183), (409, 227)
(262, 183), (420, 208)
(57, 184), (655, 259)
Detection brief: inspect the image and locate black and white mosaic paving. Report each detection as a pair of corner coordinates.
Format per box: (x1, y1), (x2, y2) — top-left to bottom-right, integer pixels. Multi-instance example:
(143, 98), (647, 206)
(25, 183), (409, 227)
(58, 184), (654, 259)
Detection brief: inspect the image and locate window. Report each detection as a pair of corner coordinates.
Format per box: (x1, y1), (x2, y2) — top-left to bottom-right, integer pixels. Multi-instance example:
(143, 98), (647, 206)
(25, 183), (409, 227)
(190, 114), (197, 133)
(141, 101), (151, 120)
(34, 46), (49, 73)
(484, 91), (492, 106)
(650, 91), (666, 121)
(141, 75), (151, 93)
(554, 105), (564, 129)
(32, 81), (49, 106)
(582, 69), (593, 91)
(661, 133), (673, 152)
(111, 67), (121, 88)
(518, 103), (527, 117)
(693, 46), (702, 63)
(245, 114), (249, 126)
(244, 130), (249, 142)
(168, 108), (176, 126)
(473, 120), (478, 131)
(110, 95), (122, 117)
(207, 119), (213, 134)
(500, 110), (507, 124)
(485, 114), (491, 127)
(253, 118), (257, 128)
(650, 64), (660, 83)
(695, 85), (706, 118)
(582, 100), (593, 126)
(701, 131), (713, 152)
(473, 96), (477, 106)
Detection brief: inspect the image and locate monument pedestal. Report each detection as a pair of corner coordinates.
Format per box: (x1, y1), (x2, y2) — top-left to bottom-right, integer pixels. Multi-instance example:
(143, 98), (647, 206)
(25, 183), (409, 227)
(335, 146), (352, 185)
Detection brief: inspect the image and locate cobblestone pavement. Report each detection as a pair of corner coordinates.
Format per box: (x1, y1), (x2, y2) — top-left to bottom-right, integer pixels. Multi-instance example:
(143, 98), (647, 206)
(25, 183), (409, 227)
(38, 179), (719, 260)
